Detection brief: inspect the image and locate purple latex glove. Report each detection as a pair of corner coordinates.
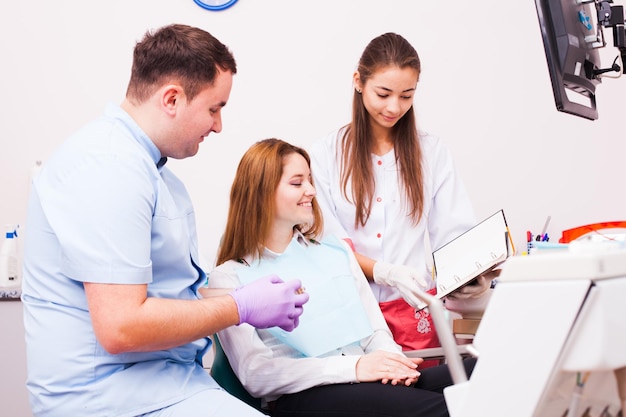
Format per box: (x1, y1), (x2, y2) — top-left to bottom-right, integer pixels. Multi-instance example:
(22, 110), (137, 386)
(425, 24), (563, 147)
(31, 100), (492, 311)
(230, 274), (309, 331)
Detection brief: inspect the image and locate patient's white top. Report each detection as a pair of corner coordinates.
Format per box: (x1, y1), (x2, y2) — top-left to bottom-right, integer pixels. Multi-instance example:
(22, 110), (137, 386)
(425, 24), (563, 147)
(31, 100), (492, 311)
(208, 232), (402, 404)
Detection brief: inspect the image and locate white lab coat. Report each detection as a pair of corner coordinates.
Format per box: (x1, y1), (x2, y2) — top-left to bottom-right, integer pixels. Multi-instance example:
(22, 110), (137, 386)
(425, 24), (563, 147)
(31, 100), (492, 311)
(309, 127), (476, 303)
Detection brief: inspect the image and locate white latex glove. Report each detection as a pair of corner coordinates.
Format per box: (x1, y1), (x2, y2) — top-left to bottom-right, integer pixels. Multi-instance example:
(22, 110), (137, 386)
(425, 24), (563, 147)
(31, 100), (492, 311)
(446, 275), (491, 300)
(372, 262), (429, 303)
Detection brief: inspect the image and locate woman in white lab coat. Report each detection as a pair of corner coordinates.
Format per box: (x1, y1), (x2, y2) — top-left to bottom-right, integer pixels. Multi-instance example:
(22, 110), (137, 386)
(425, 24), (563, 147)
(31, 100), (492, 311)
(308, 32), (492, 364)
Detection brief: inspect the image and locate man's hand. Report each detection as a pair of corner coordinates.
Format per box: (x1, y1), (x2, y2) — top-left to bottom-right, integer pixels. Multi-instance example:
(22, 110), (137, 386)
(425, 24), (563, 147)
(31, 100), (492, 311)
(230, 275), (309, 331)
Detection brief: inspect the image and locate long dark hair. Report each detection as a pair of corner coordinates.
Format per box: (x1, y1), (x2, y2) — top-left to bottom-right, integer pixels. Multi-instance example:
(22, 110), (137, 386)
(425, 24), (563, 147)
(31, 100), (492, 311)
(341, 32), (424, 228)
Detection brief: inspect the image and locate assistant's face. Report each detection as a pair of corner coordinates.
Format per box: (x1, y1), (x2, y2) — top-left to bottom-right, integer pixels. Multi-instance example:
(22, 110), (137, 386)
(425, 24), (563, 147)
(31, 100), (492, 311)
(274, 153), (317, 231)
(360, 65), (418, 131)
(172, 69), (233, 159)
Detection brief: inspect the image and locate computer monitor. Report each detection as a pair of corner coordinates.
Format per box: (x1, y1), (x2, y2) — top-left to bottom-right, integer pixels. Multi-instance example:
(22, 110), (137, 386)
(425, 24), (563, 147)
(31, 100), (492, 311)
(534, 0), (606, 120)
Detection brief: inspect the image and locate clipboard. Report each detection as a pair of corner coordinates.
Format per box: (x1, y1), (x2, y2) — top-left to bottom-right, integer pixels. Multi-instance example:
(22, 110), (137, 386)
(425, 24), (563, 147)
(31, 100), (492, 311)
(431, 209), (514, 302)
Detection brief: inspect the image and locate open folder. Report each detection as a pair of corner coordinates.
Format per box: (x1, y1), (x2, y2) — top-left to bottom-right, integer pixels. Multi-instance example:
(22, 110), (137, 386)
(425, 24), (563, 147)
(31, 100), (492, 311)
(429, 209), (514, 307)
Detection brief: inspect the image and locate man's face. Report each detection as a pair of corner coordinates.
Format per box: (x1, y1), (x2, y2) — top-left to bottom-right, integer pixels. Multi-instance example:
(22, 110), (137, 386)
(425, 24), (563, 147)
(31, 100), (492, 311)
(169, 69), (233, 159)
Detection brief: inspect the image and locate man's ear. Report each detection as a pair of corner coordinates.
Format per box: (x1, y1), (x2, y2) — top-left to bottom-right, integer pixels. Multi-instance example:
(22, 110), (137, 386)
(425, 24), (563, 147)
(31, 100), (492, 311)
(160, 84), (183, 116)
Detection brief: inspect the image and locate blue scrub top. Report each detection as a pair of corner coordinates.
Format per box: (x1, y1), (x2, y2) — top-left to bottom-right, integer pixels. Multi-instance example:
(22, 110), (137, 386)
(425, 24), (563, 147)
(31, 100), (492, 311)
(22, 104), (218, 417)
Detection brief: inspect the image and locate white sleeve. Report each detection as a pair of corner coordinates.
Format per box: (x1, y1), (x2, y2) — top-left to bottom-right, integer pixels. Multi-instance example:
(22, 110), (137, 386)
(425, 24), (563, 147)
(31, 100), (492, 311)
(339, 240), (403, 354)
(208, 262), (363, 401)
(309, 131), (351, 240)
(423, 134), (477, 252)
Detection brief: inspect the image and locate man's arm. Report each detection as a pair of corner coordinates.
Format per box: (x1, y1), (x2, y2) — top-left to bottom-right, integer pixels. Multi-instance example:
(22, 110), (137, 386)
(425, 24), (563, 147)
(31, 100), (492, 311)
(85, 274), (309, 354)
(85, 282), (240, 354)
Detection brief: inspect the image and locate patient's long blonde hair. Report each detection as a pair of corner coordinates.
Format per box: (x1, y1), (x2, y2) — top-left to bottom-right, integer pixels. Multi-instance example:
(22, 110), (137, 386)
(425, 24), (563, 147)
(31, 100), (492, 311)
(216, 138), (323, 266)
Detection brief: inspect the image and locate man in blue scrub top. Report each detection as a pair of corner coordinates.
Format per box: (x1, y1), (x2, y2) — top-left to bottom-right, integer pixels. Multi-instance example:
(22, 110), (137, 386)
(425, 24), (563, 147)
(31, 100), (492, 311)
(21, 24), (309, 417)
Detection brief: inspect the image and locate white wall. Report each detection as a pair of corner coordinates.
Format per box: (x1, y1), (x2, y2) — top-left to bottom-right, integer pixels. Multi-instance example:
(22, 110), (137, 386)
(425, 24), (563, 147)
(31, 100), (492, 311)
(3, 1), (626, 266)
(1, 0), (625, 414)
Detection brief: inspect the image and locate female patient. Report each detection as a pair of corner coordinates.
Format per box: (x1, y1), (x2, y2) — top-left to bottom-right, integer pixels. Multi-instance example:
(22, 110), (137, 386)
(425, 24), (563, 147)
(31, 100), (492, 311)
(208, 138), (473, 417)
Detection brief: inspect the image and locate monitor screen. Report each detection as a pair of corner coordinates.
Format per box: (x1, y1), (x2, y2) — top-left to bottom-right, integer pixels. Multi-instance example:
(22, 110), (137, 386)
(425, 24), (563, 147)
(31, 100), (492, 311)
(534, 0), (603, 120)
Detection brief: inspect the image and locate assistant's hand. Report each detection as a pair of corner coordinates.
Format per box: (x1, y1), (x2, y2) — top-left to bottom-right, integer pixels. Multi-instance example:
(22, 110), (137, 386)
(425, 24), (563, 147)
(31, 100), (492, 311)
(230, 275), (309, 332)
(446, 272), (494, 300)
(373, 262), (428, 302)
(355, 350), (423, 386)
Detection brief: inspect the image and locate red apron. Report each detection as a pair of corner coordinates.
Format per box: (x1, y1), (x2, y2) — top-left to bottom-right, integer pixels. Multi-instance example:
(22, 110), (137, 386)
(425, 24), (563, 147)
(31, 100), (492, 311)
(378, 288), (441, 369)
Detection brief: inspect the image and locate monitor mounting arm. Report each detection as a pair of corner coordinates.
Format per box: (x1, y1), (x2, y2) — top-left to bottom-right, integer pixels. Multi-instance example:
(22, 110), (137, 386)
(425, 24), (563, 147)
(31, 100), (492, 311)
(596, 0), (626, 74)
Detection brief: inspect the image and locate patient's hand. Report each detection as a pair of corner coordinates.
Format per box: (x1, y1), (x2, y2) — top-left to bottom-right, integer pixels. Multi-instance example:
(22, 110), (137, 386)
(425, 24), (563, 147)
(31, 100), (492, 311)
(355, 350), (423, 386)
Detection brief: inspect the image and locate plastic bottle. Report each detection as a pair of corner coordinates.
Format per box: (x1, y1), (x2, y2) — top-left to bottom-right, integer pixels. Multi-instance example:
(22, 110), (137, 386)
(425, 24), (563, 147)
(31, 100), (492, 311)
(0, 224), (19, 288)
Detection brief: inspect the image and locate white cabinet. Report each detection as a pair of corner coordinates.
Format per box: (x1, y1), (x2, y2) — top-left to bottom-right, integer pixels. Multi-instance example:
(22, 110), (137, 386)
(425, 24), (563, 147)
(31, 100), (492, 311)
(0, 300), (32, 417)
(445, 250), (626, 417)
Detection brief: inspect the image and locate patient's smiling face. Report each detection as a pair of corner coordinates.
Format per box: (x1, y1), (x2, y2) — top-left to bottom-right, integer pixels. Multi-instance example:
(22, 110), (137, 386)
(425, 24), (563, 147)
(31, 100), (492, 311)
(274, 153), (317, 232)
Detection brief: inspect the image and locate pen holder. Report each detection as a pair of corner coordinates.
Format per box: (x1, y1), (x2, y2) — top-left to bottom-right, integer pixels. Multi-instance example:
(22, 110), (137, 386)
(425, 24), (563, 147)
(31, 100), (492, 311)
(528, 241), (569, 255)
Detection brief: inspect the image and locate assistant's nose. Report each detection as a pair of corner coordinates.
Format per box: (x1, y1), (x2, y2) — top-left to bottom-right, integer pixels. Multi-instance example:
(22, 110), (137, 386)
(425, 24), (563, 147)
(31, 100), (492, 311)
(385, 97), (402, 115)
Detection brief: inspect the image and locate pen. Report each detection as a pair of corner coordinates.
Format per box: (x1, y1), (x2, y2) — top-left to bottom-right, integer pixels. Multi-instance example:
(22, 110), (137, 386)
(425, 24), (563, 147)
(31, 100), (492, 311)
(541, 215), (551, 236)
(506, 227), (516, 254)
